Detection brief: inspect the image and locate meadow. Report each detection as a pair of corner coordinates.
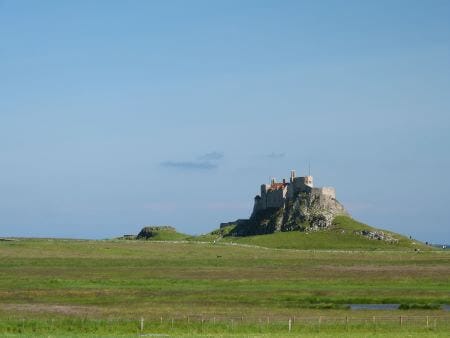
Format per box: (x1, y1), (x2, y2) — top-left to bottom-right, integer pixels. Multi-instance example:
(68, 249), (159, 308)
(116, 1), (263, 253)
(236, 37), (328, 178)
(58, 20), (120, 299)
(0, 237), (449, 336)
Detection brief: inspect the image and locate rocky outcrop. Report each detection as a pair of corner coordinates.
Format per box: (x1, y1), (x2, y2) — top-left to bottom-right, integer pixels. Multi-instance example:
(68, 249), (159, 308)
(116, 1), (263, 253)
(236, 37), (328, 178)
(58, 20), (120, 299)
(224, 189), (348, 236)
(356, 230), (398, 243)
(136, 226), (176, 239)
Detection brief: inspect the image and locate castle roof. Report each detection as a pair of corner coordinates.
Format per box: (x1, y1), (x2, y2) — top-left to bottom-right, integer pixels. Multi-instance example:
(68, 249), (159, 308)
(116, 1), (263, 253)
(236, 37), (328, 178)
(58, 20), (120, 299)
(269, 182), (287, 191)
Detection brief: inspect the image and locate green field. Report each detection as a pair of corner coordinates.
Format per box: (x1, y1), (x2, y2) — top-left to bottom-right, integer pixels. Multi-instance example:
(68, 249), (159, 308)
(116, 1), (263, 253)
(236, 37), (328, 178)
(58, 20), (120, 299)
(0, 232), (449, 336)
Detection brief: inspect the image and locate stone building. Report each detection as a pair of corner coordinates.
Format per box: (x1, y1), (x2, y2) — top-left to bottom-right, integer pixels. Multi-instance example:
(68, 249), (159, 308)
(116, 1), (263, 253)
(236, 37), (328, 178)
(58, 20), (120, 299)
(252, 170), (336, 214)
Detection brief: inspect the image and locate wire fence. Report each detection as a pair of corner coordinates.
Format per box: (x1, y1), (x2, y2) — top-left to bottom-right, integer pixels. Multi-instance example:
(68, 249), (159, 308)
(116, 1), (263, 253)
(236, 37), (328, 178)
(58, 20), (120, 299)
(138, 314), (450, 331)
(3, 314), (450, 335)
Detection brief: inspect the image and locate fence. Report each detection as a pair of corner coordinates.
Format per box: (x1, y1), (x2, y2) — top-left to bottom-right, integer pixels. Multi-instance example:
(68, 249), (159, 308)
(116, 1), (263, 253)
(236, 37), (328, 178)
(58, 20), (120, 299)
(2, 315), (449, 335)
(137, 314), (450, 333)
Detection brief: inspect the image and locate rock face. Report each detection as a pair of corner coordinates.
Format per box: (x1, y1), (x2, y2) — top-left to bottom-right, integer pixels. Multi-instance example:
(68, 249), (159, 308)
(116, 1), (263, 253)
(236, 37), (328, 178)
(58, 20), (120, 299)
(222, 185), (348, 237)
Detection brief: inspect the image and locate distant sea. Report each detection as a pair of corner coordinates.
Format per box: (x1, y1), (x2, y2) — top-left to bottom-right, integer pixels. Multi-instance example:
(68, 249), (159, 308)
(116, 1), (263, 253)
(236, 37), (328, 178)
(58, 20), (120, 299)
(432, 244), (449, 249)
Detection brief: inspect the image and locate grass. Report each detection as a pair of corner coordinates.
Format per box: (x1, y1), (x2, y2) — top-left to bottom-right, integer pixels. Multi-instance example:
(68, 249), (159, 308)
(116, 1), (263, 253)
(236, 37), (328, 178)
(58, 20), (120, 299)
(0, 234), (448, 336)
(211, 216), (431, 250)
(0, 316), (449, 337)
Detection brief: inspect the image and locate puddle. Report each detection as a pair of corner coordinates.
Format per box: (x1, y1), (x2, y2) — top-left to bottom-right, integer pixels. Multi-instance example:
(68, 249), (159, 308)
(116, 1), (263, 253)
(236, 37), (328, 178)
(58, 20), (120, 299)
(350, 304), (449, 311)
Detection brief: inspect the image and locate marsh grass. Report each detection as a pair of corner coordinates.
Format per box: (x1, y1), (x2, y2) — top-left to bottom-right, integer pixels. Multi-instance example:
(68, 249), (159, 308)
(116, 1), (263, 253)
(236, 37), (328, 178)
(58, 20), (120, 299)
(0, 238), (449, 335)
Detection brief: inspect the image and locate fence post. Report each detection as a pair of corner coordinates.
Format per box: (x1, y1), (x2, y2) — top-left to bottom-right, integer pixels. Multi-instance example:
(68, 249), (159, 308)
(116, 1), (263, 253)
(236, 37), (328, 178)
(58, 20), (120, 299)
(400, 316), (403, 327)
(288, 318), (292, 332)
(160, 316), (163, 325)
(426, 316), (429, 328)
(171, 318), (174, 329)
(187, 315), (190, 324)
(140, 317), (144, 333)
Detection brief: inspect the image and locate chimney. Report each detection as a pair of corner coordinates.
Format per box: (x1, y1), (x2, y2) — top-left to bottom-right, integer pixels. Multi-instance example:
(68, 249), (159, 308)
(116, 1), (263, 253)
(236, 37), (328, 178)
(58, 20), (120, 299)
(290, 170), (296, 183)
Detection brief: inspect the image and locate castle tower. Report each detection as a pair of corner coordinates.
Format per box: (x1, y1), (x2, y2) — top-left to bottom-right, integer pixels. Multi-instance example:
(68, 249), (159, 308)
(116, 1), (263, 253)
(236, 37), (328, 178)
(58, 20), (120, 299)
(261, 184), (268, 195)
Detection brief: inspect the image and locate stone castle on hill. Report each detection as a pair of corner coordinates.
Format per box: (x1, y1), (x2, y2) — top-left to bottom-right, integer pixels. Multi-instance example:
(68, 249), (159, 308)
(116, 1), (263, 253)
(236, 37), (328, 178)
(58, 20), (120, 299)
(220, 169), (347, 236)
(252, 170), (336, 214)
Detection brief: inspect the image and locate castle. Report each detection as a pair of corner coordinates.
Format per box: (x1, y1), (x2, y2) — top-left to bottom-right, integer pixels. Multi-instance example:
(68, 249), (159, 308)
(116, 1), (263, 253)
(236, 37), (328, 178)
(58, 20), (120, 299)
(252, 170), (336, 213)
(220, 169), (345, 235)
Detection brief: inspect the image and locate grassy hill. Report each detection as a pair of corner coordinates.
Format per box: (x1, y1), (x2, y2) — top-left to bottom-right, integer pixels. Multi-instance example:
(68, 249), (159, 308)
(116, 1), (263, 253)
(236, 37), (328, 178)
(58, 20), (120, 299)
(122, 226), (189, 241)
(206, 216), (431, 251)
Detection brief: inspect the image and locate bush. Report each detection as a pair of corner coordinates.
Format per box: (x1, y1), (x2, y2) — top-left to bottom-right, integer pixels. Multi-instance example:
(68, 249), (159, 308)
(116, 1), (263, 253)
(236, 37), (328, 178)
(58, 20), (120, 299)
(399, 303), (441, 310)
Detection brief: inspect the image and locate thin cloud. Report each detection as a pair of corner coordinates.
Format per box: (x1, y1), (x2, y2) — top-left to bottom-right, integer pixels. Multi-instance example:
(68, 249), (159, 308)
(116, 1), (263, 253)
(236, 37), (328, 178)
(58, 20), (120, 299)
(161, 161), (217, 170)
(197, 151), (224, 161)
(267, 152), (286, 159)
(161, 151), (223, 171)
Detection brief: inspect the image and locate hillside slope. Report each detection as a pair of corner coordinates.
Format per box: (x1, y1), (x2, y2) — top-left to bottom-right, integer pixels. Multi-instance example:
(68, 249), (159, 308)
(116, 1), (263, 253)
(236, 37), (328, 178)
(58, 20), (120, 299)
(211, 216), (431, 251)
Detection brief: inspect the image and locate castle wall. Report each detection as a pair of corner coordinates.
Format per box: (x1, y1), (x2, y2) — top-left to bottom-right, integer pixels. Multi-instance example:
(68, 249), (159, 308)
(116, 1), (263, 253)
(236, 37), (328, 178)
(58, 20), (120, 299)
(265, 186), (287, 208)
(287, 183), (295, 199)
(320, 187), (336, 199)
(310, 187), (345, 216)
(311, 187), (336, 199)
(252, 196), (264, 215)
(292, 177), (313, 193)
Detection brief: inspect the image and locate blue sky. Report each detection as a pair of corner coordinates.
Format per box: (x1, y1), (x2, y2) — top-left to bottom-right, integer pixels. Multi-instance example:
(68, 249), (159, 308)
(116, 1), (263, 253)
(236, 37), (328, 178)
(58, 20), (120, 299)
(1, 0), (449, 242)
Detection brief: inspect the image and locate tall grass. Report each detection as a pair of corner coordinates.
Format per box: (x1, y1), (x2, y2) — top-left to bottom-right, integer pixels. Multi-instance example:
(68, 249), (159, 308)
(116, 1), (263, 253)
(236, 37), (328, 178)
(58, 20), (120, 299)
(0, 316), (449, 336)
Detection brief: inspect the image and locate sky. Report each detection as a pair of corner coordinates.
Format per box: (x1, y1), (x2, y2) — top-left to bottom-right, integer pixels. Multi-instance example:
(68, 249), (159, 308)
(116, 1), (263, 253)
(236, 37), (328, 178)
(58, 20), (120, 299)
(1, 0), (449, 242)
